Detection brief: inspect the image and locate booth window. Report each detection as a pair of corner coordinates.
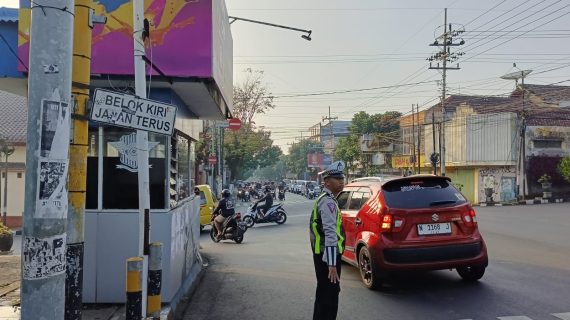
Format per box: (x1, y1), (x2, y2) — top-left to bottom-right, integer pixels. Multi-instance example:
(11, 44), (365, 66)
(102, 127), (167, 209)
(169, 131), (192, 208)
(86, 128), (99, 209)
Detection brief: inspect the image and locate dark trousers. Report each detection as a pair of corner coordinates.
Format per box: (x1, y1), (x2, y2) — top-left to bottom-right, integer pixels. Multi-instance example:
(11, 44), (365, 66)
(313, 253), (341, 320)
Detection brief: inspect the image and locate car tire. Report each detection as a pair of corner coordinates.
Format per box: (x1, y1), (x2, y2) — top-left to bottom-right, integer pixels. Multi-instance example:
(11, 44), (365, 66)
(456, 265), (486, 281)
(358, 246), (381, 290)
(243, 216), (255, 228)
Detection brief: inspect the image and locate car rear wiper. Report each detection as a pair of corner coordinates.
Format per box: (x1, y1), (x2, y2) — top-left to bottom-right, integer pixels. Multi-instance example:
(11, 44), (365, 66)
(429, 200), (457, 206)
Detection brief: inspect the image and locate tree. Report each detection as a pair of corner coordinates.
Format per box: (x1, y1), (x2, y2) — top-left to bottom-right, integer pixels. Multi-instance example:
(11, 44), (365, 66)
(559, 156), (570, 183)
(232, 69), (275, 128)
(286, 140), (323, 178)
(223, 69), (281, 180)
(224, 128), (281, 180)
(335, 135), (359, 177)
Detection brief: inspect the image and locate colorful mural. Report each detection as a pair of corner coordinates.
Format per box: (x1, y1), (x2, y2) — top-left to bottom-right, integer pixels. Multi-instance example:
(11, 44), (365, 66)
(18, 0), (213, 77)
(478, 167), (517, 204)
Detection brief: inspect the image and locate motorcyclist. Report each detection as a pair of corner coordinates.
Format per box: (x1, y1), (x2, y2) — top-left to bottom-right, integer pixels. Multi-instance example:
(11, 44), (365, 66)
(277, 183), (285, 200)
(254, 186), (273, 219)
(213, 189), (235, 239)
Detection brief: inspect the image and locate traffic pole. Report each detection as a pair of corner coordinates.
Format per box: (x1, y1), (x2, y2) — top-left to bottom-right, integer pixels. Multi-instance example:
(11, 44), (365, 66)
(65, 0), (94, 318)
(20, 1), (74, 319)
(133, 0), (150, 316)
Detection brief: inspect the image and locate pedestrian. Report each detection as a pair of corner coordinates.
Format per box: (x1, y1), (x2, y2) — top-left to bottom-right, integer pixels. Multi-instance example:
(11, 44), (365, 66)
(309, 160), (346, 320)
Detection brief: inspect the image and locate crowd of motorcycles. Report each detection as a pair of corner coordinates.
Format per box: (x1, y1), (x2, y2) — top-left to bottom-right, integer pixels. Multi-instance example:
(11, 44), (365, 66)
(209, 185), (289, 244)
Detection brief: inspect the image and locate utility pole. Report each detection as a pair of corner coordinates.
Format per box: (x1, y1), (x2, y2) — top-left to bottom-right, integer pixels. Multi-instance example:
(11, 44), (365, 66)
(1, 141), (15, 226)
(427, 8), (464, 176)
(431, 107), (437, 175)
(66, 0), (102, 318)
(411, 104), (416, 174)
(322, 106), (338, 161)
(416, 103), (421, 174)
(21, 1), (74, 319)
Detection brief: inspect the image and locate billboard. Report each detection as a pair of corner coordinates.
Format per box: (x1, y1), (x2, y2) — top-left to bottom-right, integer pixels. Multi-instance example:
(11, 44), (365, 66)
(18, 0), (231, 84)
(307, 153), (333, 169)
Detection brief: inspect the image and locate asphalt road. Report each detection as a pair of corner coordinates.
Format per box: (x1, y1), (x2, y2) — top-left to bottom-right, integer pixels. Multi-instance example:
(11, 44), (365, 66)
(181, 194), (570, 320)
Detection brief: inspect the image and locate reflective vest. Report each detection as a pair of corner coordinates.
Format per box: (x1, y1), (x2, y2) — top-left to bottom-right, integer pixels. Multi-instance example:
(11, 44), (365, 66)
(310, 193), (345, 255)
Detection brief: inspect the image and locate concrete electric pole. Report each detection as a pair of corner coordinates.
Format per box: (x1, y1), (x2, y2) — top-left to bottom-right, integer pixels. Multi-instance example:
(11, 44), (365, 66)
(427, 8), (464, 176)
(21, 1), (74, 319)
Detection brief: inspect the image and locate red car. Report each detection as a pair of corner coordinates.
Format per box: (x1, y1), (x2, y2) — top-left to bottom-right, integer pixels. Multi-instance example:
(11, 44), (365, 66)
(339, 175), (488, 289)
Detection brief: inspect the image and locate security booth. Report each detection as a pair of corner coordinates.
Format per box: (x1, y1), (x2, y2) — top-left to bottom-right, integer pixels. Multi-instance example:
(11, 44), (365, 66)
(12, 0), (233, 304)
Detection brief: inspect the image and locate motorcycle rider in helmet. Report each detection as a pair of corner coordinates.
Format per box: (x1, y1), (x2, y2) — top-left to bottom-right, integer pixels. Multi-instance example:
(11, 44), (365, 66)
(255, 186), (273, 219)
(213, 189), (235, 239)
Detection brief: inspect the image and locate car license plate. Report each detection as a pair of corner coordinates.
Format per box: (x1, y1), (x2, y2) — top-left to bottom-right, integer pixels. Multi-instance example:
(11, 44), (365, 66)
(417, 223), (451, 235)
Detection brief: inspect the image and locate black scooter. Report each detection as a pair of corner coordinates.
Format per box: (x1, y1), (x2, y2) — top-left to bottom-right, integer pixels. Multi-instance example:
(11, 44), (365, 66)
(210, 212), (247, 243)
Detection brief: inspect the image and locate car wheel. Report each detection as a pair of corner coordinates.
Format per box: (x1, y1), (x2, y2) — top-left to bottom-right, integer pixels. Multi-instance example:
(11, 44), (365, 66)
(200, 225), (204, 232)
(243, 216), (255, 228)
(358, 246), (381, 289)
(457, 265), (486, 281)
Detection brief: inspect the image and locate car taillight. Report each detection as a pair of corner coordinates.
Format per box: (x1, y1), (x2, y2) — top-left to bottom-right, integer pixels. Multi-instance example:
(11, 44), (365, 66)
(381, 214), (392, 232)
(462, 208), (477, 227)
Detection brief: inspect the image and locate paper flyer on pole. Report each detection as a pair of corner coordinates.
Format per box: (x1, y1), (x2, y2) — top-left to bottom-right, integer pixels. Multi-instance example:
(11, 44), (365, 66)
(35, 100), (71, 219)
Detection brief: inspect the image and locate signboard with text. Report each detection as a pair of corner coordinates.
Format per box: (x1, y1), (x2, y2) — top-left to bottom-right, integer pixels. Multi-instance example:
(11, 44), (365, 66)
(91, 89), (177, 136)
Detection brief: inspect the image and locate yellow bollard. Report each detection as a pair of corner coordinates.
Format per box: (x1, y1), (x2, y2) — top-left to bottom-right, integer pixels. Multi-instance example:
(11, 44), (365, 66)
(126, 257), (143, 320)
(147, 243), (163, 319)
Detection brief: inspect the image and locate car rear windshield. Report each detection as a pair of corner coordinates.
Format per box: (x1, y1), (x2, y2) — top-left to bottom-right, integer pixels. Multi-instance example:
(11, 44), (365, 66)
(382, 178), (467, 209)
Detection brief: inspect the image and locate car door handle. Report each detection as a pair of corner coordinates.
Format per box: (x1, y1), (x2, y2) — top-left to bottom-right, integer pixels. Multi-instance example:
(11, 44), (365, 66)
(355, 218), (362, 225)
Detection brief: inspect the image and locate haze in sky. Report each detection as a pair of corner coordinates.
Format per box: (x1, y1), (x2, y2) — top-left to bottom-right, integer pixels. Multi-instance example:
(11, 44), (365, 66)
(4, 0), (570, 152)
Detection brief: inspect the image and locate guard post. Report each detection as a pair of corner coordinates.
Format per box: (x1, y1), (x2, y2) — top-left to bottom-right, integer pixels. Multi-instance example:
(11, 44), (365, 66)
(126, 257), (143, 320)
(147, 242), (163, 318)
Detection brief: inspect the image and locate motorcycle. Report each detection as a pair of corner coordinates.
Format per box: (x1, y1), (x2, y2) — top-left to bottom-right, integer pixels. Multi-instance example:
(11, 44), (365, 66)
(210, 212), (248, 243)
(278, 189), (285, 201)
(242, 202), (287, 228)
(243, 190), (251, 202)
(307, 188), (317, 200)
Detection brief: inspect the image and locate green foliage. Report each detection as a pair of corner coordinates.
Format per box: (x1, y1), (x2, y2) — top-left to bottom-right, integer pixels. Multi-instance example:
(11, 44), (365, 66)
(537, 173), (551, 184)
(335, 135), (360, 174)
(224, 128), (282, 180)
(558, 157), (570, 183)
(253, 156), (288, 181)
(0, 222), (11, 236)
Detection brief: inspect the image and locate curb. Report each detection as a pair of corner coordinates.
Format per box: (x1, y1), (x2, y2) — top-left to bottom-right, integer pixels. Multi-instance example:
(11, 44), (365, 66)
(476, 198), (566, 206)
(171, 255), (208, 320)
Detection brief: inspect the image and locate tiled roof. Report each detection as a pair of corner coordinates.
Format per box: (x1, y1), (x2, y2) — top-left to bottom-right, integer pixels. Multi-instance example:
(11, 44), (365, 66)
(526, 108), (570, 127)
(0, 7), (18, 22)
(0, 90), (27, 143)
(523, 84), (570, 105)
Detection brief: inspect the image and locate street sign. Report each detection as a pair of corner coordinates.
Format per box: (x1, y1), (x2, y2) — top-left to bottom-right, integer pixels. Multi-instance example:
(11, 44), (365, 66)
(91, 89), (177, 135)
(228, 118), (241, 131)
(216, 121), (229, 128)
(208, 155), (217, 165)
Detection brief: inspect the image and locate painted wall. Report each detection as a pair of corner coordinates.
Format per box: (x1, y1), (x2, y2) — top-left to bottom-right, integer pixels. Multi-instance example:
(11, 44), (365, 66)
(445, 167), (476, 203)
(477, 166), (517, 204)
(526, 125), (570, 158)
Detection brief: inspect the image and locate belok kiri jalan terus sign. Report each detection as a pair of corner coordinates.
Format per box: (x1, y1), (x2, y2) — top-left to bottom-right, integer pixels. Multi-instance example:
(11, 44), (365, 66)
(91, 89), (177, 136)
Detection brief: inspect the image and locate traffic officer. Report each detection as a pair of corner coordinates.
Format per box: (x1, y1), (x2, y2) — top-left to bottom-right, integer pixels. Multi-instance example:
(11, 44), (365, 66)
(309, 160), (346, 320)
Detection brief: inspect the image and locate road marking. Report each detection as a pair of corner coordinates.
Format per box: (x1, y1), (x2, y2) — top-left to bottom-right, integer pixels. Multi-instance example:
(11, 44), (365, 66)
(553, 313), (570, 320)
(497, 317), (533, 320)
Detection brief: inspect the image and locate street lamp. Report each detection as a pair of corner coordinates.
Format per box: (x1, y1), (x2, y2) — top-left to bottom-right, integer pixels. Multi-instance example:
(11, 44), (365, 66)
(228, 16), (312, 41)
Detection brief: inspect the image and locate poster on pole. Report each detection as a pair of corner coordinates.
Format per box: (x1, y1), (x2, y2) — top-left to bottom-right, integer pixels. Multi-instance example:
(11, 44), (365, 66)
(35, 100), (71, 219)
(22, 234), (66, 280)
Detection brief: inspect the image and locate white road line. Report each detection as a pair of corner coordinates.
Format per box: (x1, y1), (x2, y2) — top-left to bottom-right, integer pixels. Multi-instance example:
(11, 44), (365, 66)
(497, 317), (534, 320)
(552, 313), (570, 320)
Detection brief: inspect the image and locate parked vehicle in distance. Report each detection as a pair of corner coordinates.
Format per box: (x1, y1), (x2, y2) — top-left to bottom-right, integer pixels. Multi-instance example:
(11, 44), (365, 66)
(195, 184), (216, 230)
(339, 175), (488, 289)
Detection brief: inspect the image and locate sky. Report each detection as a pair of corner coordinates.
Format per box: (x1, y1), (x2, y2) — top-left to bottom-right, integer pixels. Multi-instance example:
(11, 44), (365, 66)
(4, 0), (570, 152)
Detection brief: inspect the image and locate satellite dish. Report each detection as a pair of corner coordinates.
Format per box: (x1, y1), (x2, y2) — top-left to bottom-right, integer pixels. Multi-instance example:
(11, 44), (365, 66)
(501, 70), (532, 80)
